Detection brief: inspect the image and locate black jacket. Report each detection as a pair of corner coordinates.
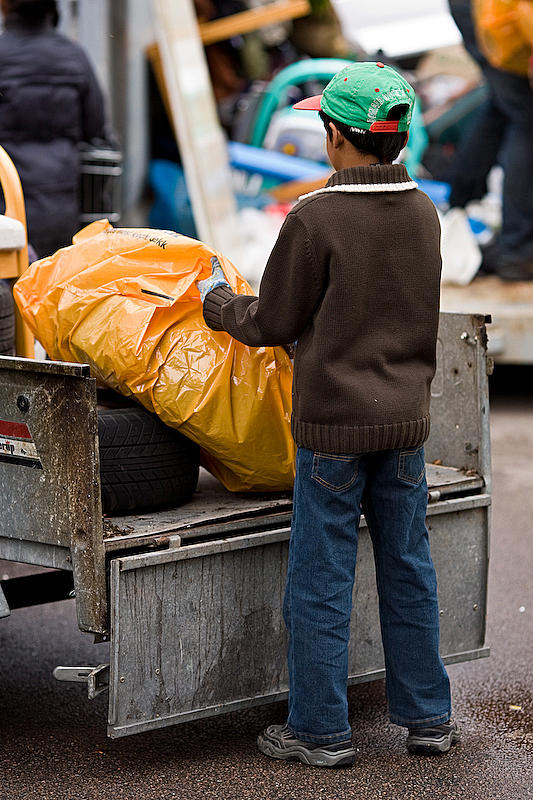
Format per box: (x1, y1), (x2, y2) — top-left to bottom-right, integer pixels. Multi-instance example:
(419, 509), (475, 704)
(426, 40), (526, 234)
(0, 19), (106, 257)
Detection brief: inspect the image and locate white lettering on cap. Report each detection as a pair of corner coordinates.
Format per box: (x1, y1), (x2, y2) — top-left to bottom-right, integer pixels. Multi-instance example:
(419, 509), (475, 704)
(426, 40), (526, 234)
(367, 87), (406, 122)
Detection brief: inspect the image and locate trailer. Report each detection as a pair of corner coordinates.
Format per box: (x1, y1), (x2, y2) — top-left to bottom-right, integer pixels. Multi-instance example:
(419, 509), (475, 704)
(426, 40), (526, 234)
(442, 277), (533, 364)
(0, 310), (492, 738)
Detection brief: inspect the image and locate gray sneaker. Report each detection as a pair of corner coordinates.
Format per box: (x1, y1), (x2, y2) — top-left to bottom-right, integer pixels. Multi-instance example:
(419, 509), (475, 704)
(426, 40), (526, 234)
(257, 723), (355, 767)
(406, 720), (460, 755)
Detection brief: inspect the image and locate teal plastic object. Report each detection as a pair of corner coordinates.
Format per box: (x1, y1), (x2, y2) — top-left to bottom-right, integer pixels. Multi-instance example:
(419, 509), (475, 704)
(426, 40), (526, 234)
(402, 100), (428, 178)
(248, 58), (429, 177)
(249, 58), (353, 148)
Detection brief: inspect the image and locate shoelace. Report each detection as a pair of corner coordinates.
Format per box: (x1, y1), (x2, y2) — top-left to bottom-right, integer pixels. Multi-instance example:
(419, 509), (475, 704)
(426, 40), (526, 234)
(267, 723), (295, 741)
(279, 723), (294, 740)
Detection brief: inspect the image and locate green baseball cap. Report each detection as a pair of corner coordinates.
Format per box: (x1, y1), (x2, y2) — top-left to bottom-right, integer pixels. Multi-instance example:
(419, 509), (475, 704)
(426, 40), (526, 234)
(293, 61), (414, 133)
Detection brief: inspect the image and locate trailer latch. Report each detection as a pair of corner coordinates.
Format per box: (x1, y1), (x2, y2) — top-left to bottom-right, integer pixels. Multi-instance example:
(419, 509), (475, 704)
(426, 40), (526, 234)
(53, 663), (109, 699)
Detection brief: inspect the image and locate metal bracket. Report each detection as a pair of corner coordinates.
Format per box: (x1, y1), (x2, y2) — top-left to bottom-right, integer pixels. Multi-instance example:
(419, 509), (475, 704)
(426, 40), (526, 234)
(0, 583), (11, 618)
(53, 664), (110, 699)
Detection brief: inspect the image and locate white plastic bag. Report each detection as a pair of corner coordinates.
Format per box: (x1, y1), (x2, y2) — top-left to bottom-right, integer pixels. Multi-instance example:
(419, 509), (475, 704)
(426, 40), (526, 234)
(440, 207), (482, 286)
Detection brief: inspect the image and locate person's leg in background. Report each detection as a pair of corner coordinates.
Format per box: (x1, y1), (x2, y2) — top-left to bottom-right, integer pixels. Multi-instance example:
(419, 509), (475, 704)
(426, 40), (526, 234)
(362, 447), (455, 753)
(447, 92), (505, 209)
(447, 0), (505, 210)
(487, 64), (533, 278)
(448, 0), (485, 65)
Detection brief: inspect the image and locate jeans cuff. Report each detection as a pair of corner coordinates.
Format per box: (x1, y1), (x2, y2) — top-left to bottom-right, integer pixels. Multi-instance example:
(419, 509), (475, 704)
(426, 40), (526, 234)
(389, 710), (451, 728)
(288, 723), (352, 744)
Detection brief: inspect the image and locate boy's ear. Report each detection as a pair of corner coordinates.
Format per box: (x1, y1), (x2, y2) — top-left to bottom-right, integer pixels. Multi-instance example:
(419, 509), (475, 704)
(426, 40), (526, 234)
(329, 122), (344, 149)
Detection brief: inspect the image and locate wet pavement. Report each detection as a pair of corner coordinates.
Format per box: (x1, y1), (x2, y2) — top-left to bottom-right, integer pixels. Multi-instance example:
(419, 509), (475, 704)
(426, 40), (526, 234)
(0, 380), (532, 800)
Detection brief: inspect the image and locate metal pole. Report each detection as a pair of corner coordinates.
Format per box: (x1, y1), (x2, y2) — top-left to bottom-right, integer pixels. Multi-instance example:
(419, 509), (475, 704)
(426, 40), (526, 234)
(78, 0), (112, 99)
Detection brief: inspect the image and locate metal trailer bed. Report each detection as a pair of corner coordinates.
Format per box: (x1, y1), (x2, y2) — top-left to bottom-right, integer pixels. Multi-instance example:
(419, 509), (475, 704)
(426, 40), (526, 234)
(441, 276), (533, 364)
(0, 311), (492, 738)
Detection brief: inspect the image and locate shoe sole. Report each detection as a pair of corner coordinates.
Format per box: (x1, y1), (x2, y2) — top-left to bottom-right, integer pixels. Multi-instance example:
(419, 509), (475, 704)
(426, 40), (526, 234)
(407, 729), (460, 755)
(257, 734), (355, 767)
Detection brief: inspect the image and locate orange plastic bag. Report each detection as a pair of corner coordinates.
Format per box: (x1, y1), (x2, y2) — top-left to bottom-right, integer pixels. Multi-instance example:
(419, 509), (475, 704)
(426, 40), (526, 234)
(473, 0), (533, 74)
(14, 220), (295, 491)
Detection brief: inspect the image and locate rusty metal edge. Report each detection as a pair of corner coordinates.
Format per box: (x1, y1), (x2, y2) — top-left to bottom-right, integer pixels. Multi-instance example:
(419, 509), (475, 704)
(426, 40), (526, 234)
(0, 354), (90, 377)
(112, 495), (491, 573)
(64, 374), (107, 634)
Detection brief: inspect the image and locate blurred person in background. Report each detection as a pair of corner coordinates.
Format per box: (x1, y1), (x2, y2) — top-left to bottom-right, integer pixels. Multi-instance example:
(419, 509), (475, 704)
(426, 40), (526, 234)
(0, 0), (108, 258)
(448, 0), (533, 281)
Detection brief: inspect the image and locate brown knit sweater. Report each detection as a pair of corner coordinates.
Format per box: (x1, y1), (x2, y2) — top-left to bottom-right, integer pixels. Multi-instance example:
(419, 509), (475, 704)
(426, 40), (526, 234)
(203, 164), (442, 454)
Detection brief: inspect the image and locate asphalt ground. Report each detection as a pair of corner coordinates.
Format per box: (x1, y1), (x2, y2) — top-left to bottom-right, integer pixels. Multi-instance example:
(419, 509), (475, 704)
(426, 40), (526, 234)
(0, 369), (532, 800)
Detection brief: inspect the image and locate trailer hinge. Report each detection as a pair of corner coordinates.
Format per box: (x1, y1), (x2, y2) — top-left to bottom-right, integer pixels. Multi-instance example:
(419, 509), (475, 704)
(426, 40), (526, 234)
(53, 663), (109, 699)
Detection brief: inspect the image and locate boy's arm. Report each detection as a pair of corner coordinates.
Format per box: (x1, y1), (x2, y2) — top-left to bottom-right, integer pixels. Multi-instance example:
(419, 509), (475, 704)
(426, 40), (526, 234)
(201, 212), (325, 347)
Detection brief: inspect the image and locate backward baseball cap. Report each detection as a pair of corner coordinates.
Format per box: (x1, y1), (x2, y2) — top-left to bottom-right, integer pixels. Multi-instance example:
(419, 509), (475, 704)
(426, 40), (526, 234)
(293, 62), (414, 133)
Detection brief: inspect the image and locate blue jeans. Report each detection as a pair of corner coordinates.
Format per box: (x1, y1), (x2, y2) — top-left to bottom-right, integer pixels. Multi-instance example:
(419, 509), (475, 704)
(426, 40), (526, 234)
(283, 446), (451, 744)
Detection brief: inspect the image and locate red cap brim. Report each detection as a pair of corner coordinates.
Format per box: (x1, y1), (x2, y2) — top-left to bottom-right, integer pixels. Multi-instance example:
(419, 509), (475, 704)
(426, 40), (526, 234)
(292, 94), (323, 111)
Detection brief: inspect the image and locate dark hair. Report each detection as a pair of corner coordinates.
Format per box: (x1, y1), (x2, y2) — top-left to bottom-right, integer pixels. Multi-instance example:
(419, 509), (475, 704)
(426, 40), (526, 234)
(3, 0), (58, 26)
(319, 105), (409, 164)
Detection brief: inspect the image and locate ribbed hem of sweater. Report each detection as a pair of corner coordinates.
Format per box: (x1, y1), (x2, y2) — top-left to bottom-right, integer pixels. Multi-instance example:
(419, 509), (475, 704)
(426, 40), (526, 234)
(292, 415), (430, 454)
(202, 284), (236, 331)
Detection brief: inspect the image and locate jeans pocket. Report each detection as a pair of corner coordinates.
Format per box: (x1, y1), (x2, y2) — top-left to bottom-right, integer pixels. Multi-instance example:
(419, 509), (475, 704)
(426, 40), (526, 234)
(397, 446), (425, 485)
(311, 452), (360, 492)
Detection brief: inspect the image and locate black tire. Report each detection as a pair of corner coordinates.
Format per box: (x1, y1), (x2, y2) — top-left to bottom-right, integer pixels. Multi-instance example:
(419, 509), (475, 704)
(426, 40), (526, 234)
(0, 281), (15, 356)
(97, 406), (200, 515)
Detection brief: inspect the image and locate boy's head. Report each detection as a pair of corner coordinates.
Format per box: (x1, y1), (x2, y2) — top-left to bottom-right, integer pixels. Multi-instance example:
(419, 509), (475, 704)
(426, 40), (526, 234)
(293, 62), (415, 168)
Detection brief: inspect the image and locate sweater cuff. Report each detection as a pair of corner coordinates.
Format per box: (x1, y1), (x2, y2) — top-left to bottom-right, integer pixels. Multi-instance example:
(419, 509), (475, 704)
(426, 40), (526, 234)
(202, 284), (236, 331)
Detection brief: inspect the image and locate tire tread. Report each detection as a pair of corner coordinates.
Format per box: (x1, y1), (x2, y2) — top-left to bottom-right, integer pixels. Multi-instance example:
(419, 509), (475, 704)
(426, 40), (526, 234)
(97, 406), (200, 515)
(0, 282), (15, 355)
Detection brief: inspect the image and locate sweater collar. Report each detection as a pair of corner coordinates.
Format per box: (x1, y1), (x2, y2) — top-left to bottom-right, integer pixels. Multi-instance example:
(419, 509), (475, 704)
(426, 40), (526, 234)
(327, 164), (412, 187)
(299, 164), (417, 201)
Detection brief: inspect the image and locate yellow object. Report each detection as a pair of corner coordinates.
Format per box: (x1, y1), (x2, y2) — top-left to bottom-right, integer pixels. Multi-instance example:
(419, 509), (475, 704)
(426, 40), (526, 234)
(0, 145), (34, 357)
(14, 220), (295, 491)
(473, 0), (533, 74)
(282, 142), (297, 156)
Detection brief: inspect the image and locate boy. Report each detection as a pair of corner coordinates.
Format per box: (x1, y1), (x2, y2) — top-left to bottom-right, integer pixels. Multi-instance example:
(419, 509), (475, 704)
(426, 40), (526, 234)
(197, 62), (458, 768)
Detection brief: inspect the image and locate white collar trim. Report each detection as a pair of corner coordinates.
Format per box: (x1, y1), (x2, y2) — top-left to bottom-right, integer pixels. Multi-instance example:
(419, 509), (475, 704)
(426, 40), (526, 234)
(299, 180), (418, 201)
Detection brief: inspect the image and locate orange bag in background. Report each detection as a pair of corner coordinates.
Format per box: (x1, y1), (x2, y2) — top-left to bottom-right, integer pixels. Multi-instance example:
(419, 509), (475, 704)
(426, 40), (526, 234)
(14, 220), (295, 492)
(473, 0), (533, 74)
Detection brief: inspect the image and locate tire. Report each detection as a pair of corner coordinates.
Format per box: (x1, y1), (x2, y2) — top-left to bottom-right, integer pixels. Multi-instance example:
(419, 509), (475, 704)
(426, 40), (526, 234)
(0, 281), (15, 356)
(97, 406), (200, 515)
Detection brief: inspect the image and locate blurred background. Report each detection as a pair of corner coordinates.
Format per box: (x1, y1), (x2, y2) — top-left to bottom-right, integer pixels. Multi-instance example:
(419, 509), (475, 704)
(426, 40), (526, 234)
(3, 0), (533, 367)
(0, 0), (474, 232)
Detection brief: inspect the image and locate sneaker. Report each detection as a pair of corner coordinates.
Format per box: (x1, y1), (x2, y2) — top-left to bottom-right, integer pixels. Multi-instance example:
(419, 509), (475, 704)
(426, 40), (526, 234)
(257, 723), (355, 767)
(406, 719), (460, 755)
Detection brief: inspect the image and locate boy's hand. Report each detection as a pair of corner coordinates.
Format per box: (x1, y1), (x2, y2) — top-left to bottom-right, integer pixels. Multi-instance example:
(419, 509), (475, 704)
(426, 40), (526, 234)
(196, 256), (231, 303)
